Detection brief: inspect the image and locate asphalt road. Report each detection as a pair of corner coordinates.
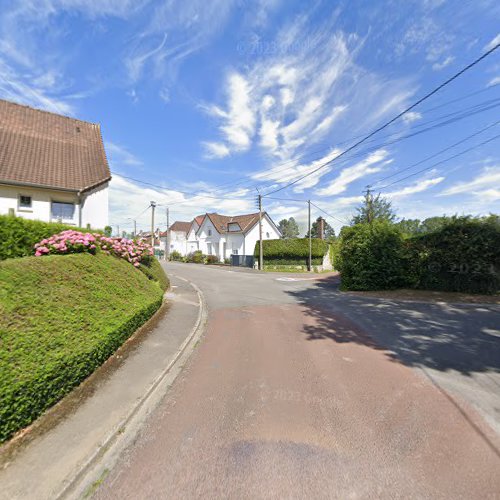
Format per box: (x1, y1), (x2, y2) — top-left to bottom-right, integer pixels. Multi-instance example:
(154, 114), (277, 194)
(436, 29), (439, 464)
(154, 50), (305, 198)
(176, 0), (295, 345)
(95, 263), (500, 499)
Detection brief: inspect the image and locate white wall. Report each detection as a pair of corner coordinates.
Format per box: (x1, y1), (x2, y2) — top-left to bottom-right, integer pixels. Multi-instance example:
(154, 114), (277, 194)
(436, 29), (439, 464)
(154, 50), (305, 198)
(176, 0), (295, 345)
(0, 184), (79, 225)
(81, 184), (108, 229)
(244, 216), (281, 257)
(168, 230), (187, 255)
(197, 218), (222, 256)
(0, 182), (109, 230)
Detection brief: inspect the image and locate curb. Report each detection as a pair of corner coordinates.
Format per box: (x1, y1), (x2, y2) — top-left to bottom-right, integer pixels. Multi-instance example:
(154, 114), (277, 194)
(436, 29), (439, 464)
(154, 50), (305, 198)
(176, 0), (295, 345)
(57, 274), (207, 499)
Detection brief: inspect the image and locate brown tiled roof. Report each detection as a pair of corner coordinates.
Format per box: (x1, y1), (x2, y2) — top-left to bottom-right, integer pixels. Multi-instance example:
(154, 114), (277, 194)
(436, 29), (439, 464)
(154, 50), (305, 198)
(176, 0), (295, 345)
(0, 99), (111, 192)
(169, 221), (191, 233)
(194, 215), (205, 226)
(204, 212), (261, 234)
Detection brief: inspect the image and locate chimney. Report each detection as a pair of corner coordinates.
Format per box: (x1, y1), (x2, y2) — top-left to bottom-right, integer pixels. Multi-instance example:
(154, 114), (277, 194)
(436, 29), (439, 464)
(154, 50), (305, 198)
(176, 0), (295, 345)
(317, 217), (325, 240)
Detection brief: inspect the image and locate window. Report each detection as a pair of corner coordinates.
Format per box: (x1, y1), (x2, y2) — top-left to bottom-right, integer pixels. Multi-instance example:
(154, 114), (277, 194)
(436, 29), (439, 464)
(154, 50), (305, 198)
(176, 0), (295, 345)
(228, 223), (240, 232)
(19, 195), (32, 209)
(208, 229), (212, 236)
(266, 232), (270, 238)
(207, 243), (212, 255)
(51, 201), (75, 221)
(232, 248), (238, 255)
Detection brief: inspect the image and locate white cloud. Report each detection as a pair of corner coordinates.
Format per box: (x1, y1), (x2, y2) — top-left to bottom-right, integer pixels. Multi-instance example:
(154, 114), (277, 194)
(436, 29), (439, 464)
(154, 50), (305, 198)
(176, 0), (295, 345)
(203, 142), (231, 159)
(484, 33), (500, 51)
(126, 33), (168, 83)
(488, 76), (500, 87)
(384, 176), (444, 198)
(402, 111), (423, 124)
(432, 55), (454, 71)
(316, 150), (390, 197)
(105, 142), (143, 168)
(441, 166), (500, 197)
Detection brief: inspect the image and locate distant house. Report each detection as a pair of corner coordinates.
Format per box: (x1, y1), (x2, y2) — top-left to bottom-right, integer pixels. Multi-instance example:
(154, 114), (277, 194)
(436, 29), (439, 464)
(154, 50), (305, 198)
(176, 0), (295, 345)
(0, 99), (111, 229)
(168, 211), (281, 261)
(162, 221), (192, 255)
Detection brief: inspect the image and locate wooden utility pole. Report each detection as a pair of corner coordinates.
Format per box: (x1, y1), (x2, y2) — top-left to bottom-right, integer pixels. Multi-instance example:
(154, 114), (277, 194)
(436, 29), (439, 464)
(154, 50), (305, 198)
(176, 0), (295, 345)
(365, 185), (373, 224)
(258, 194), (263, 271)
(308, 199), (312, 272)
(166, 207), (170, 261)
(150, 201), (156, 248)
(117, 224), (120, 237)
(133, 219), (137, 237)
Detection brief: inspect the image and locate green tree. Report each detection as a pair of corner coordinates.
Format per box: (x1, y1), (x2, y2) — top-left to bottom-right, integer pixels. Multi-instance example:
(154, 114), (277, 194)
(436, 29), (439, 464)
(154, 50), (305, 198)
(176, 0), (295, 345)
(278, 217), (300, 239)
(305, 218), (335, 240)
(104, 225), (113, 236)
(352, 191), (396, 225)
(395, 218), (422, 236)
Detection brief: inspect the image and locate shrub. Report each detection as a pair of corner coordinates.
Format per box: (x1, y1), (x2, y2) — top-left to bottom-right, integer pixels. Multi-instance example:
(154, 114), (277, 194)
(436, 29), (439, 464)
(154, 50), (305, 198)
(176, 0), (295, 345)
(336, 221), (414, 291)
(0, 253), (163, 442)
(205, 255), (219, 264)
(255, 238), (328, 265)
(138, 258), (169, 292)
(410, 216), (500, 294)
(186, 250), (205, 263)
(0, 214), (102, 261)
(34, 230), (153, 268)
(170, 250), (183, 261)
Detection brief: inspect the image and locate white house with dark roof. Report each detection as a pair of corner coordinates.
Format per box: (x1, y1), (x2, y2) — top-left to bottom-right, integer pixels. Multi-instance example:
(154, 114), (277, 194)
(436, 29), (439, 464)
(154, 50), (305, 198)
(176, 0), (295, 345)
(0, 98), (111, 229)
(168, 211), (281, 261)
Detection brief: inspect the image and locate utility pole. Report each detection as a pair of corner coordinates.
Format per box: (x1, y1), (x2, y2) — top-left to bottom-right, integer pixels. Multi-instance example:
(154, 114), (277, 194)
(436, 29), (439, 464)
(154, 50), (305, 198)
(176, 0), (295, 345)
(166, 207), (170, 261)
(308, 200), (312, 272)
(117, 224), (120, 237)
(258, 194), (263, 271)
(150, 201), (156, 249)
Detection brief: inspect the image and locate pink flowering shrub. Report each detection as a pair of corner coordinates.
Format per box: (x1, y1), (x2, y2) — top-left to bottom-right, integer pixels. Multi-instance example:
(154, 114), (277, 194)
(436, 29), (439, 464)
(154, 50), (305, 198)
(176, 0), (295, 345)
(34, 230), (153, 268)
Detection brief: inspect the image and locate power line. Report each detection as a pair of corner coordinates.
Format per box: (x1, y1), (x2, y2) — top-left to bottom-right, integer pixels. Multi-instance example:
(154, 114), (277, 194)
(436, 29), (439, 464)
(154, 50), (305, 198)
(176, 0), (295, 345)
(310, 202), (350, 225)
(261, 43), (500, 197)
(377, 132), (500, 191)
(371, 119), (500, 188)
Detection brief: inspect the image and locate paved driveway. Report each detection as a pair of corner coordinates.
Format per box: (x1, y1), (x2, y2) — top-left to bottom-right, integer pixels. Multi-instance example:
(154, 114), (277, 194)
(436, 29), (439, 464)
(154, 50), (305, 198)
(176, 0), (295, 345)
(95, 263), (500, 499)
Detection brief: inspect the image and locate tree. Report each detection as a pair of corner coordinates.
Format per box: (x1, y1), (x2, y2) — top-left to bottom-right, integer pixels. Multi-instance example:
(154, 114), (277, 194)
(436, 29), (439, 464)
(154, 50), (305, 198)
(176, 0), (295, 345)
(352, 191), (396, 224)
(104, 225), (112, 236)
(305, 218), (335, 240)
(278, 217), (300, 239)
(395, 218), (422, 236)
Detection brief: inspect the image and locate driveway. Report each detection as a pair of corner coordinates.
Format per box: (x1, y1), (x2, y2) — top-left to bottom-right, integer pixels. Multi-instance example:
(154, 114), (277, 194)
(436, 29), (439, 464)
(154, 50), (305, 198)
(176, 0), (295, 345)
(95, 263), (500, 499)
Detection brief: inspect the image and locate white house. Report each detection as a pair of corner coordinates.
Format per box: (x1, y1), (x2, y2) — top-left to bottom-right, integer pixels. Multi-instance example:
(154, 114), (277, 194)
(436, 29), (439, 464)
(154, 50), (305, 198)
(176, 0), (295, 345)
(0, 98), (111, 229)
(167, 212), (281, 261)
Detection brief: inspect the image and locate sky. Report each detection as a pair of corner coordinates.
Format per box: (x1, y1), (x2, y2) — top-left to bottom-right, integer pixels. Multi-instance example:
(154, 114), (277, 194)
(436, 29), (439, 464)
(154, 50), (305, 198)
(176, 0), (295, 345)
(0, 0), (499, 235)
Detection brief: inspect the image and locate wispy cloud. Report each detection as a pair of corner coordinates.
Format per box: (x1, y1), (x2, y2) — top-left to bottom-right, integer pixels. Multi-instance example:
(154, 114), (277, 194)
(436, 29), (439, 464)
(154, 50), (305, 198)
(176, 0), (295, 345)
(384, 176), (444, 198)
(432, 55), (454, 71)
(315, 150), (390, 197)
(105, 142), (143, 168)
(484, 33), (500, 51)
(402, 111), (423, 124)
(440, 166), (500, 197)
(203, 141), (231, 159)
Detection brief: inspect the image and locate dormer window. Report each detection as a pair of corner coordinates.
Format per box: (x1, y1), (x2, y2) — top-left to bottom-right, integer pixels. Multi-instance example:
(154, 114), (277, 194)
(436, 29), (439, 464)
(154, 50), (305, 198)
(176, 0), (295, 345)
(228, 223), (240, 232)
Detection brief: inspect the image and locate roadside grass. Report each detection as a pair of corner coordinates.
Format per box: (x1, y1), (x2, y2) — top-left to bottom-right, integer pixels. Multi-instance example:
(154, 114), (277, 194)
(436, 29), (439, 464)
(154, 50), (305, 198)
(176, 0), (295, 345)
(0, 253), (166, 442)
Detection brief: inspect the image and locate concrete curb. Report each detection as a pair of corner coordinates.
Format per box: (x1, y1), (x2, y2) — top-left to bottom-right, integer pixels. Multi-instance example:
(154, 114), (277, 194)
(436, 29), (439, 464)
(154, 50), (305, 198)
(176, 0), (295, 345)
(57, 274), (208, 499)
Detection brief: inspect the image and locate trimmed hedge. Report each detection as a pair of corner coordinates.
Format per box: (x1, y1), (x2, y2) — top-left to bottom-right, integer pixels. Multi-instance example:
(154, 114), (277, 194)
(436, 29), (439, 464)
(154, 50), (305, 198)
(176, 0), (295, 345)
(255, 238), (328, 265)
(410, 217), (500, 294)
(336, 221), (414, 291)
(139, 257), (169, 292)
(337, 217), (500, 294)
(0, 253), (164, 442)
(0, 214), (102, 260)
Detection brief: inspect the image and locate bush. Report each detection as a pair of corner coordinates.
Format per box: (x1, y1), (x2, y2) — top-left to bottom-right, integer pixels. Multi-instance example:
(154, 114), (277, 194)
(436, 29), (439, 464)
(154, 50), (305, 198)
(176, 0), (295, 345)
(186, 250), (205, 263)
(255, 238), (328, 265)
(205, 255), (219, 264)
(138, 258), (169, 292)
(0, 253), (164, 442)
(170, 250), (183, 261)
(336, 221), (414, 291)
(410, 216), (500, 294)
(0, 215), (102, 260)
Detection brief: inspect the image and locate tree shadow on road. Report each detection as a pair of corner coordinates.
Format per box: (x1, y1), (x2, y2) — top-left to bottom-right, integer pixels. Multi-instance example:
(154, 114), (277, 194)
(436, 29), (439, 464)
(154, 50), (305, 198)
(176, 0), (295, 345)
(286, 275), (500, 376)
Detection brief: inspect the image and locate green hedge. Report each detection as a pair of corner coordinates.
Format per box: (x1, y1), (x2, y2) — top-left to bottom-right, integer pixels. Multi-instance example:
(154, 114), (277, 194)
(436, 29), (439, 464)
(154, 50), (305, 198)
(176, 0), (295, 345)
(0, 253), (164, 442)
(410, 217), (500, 294)
(254, 238), (328, 265)
(336, 221), (414, 291)
(336, 217), (500, 294)
(0, 214), (102, 260)
(139, 257), (169, 292)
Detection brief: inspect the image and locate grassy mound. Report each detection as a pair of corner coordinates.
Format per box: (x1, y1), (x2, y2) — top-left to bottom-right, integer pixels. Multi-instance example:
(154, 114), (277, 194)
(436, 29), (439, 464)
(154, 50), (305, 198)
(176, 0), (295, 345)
(0, 253), (165, 442)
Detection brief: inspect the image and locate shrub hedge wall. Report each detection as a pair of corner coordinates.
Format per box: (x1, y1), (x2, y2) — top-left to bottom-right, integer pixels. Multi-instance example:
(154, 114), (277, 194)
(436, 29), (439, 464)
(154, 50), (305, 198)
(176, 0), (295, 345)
(254, 238), (328, 265)
(336, 217), (500, 294)
(0, 253), (165, 442)
(0, 214), (102, 260)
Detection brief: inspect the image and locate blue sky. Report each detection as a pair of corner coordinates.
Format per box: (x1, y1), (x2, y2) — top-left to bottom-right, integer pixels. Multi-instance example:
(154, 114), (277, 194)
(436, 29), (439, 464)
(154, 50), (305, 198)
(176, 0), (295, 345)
(0, 0), (499, 234)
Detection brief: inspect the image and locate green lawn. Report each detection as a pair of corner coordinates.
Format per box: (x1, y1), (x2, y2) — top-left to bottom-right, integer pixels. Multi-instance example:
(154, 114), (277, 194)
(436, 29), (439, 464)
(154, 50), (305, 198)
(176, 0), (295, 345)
(0, 253), (166, 442)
